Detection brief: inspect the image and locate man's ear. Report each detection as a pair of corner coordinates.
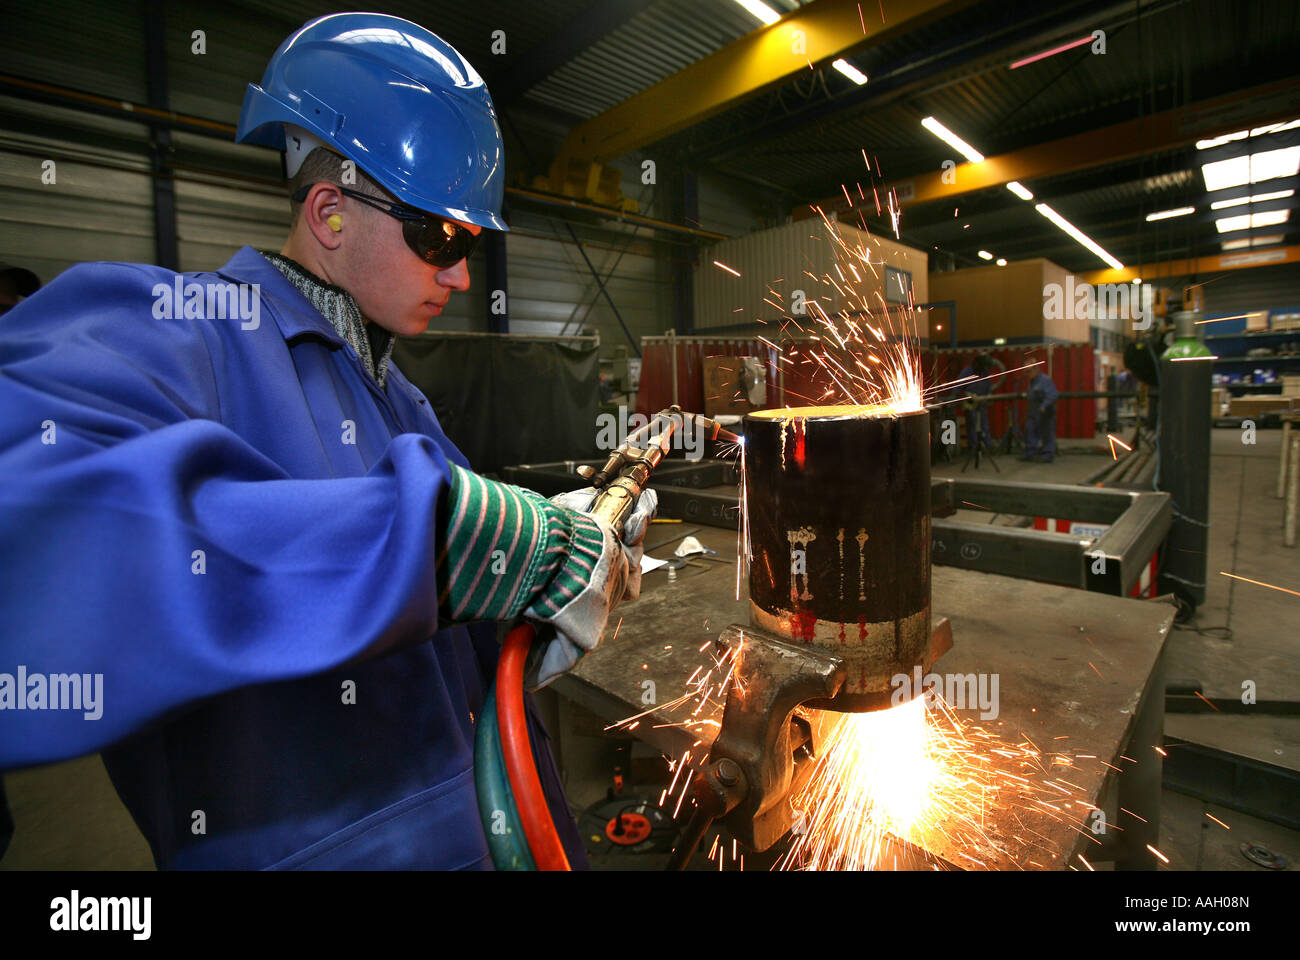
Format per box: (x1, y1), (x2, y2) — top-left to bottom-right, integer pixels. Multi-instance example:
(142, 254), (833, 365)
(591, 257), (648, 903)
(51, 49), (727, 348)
(299, 182), (344, 251)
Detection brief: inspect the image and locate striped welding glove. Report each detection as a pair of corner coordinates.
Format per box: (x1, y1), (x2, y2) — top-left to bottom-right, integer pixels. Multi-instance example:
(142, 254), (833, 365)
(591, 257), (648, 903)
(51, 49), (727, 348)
(437, 465), (654, 686)
(529, 485), (657, 686)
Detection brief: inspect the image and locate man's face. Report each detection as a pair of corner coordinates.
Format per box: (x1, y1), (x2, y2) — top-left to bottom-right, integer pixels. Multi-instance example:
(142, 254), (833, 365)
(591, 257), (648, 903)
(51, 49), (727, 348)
(333, 197), (482, 337)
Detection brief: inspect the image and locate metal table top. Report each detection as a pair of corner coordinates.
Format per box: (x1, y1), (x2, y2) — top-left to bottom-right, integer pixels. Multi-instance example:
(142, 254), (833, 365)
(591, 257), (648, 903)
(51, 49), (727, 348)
(554, 524), (1174, 870)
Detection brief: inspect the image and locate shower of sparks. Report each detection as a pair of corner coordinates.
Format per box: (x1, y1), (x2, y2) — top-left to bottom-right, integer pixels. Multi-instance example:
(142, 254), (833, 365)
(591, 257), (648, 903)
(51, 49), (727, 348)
(780, 693), (1096, 871)
(1205, 813), (1230, 830)
(607, 634), (748, 832)
(636, 156), (1150, 871)
(611, 624), (1138, 871)
(1220, 571), (1300, 598)
(1106, 433), (1132, 459)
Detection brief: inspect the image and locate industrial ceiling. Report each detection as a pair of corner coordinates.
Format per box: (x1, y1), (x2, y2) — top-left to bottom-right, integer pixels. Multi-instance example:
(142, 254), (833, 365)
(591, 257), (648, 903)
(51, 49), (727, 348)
(4, 0), (1298, 275)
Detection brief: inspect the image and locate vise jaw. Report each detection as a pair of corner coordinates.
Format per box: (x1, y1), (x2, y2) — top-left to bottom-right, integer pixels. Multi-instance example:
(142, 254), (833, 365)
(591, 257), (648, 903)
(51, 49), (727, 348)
(703, 623), (846, 852)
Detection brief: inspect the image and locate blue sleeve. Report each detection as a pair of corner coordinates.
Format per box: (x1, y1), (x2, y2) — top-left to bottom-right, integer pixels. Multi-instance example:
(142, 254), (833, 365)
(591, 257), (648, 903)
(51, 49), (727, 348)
(1041, 376), (1059, 405)
(0, 264), (451, 768)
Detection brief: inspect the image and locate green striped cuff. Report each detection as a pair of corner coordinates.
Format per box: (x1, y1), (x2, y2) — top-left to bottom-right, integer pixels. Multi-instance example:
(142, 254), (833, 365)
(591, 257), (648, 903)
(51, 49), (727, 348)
(438, 465), (604, 623)
(526, 511), (606, 619)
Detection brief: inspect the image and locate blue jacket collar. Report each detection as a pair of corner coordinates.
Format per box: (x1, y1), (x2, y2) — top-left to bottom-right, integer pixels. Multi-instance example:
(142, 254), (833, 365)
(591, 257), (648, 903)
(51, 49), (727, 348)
(214, 246), (343, 345)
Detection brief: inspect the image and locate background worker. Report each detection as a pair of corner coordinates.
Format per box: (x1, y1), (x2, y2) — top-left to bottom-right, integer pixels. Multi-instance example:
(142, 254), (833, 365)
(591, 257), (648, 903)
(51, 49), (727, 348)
(0, 13), (653, 870)
(0, 263), (39, 317)
(1021, 369), (1060, 463)
(956, 352), (1005, 453)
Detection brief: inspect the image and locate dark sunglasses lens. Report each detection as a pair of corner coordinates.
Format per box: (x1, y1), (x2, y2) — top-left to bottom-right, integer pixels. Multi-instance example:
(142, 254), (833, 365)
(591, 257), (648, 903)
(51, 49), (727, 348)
(402, 217), (477, 267)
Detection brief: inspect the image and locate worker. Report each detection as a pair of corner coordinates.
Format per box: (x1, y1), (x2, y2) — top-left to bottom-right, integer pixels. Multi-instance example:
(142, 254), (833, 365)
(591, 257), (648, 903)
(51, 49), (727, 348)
(0, 263), (39, 317)
(1021, 370), (1060, 463)
(956, 352), (1005, 452)
(0, 264), (37, 861)
(0, 13), (655, 870)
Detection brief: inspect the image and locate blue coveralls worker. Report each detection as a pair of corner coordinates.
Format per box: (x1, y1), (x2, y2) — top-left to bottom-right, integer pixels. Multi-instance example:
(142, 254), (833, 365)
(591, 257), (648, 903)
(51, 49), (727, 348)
(1022, 371), (1060, 462)
(0, 14), (650, 870)
(957, 354), (1004, 451)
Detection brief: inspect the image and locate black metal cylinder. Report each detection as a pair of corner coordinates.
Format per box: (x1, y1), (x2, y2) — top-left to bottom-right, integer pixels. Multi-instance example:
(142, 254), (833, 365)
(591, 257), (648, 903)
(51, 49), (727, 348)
(743, 407), (931, 711)
(1157, 358), (1211, 610)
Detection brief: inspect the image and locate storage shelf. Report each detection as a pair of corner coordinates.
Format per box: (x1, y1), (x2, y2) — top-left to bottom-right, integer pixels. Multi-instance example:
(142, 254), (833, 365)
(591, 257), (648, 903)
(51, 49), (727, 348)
(1205, 329), (1300, 340)
(1221, 382), (1283, 392)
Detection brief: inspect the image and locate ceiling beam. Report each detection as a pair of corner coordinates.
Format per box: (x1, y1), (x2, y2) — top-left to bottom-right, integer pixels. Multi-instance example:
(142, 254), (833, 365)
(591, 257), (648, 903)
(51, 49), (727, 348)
(801, 76), (1300, 216)
(693, 0), (1189, 164)
(1080, 244), (1300, 285)
(553, 0), (979, 164)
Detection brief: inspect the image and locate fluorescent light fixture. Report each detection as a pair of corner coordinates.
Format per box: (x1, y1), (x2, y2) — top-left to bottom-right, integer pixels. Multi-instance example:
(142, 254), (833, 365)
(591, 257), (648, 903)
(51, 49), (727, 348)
(1219, 233), (1284, 251)
(1210, 189), (1295, 210)
(1201, 155), (1250, 191)
(1145, 206), (1195, 221)
(1202, 146), (1300, 191)
(1197, 119), (1299, 150)
(978, 250), (993, 260)
(1250, 145), (1300, 182)
(1215, 209), (1290, 233)
(996, 258), (1007, 266)
(1196, 129), (1249, 151)
(733, 0), (780, 25)
(1250, 119), (1300, 137)
(832, 58), (868, 85)
(1034, 203), (1124, 270)
(1006, 180), (1034, 200)
(920, 116), (985, 163)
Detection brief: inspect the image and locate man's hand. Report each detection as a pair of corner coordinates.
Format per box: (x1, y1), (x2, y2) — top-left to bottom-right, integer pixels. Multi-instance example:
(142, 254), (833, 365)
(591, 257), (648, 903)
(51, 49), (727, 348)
(549, 486), (656, 602)
(524, 488), (658, 688)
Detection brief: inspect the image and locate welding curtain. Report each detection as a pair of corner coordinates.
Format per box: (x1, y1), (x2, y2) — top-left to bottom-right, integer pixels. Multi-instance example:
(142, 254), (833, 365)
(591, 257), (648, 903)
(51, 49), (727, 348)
(391, 334), (601, 476)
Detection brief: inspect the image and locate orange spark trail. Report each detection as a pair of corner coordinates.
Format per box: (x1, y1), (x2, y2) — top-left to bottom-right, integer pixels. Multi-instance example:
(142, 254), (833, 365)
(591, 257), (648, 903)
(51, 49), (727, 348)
(1220, 571), (1300, 598)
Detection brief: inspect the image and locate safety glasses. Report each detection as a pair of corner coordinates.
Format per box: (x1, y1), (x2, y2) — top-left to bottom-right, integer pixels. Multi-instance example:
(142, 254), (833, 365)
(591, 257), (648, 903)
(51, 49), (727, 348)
(291, 185), (479, 268)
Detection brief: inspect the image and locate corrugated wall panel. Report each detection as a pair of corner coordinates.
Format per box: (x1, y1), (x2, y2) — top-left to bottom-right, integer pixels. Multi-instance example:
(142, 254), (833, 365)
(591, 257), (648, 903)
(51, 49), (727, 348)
(694, 219), (930, 331)
(697, 173), (771, 238)
(0, 133), (155, 286)
(4, 1), (147, 105)
(1199, 261), (1300, 313)
(1119, 261), (1300, 314)
(174, 178), (293, 273)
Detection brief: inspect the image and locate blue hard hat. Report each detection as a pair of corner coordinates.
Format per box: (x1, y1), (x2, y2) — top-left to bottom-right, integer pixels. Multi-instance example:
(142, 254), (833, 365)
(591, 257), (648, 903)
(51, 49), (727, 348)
(237, 12), (508, 231)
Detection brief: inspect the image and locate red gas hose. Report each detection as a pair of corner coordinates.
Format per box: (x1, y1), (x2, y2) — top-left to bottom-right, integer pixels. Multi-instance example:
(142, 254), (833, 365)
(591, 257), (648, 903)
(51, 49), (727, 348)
(496, 623), (571, 871)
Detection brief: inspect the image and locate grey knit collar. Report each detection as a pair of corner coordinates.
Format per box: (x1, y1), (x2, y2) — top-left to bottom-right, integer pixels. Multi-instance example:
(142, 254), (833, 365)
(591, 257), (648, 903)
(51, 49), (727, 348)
(262, 251), (395, 388)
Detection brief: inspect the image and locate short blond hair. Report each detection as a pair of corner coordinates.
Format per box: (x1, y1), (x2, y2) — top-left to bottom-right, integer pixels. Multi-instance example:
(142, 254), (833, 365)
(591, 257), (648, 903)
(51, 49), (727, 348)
(288, 147), (387, 224)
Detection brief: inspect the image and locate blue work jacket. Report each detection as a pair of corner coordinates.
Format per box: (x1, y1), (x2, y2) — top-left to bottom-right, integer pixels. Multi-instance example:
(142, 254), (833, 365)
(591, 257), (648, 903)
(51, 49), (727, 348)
(0, 247), (584, 869)
(1028, 372), (1060, 409)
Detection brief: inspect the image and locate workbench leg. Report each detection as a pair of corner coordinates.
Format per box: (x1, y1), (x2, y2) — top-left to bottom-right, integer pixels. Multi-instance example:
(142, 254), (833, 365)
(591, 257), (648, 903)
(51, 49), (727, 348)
(1286, 436), (1299, 548)
(1278, 421), (1291, 499)
(1116, 653), (1165, 870)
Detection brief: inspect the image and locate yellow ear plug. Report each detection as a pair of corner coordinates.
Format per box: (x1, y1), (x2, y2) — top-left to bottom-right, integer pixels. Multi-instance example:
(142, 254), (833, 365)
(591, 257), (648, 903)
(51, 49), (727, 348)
(326, 214), (343, 232)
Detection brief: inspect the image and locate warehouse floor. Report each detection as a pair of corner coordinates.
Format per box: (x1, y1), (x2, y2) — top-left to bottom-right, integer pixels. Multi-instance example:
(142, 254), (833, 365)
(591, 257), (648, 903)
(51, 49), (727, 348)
(3, 427), (1295, 871)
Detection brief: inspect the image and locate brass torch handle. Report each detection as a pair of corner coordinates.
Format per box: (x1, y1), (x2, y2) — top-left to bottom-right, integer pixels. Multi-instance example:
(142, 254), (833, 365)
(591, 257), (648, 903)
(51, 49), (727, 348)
(589, 482), (637, 537)
(588, 454), (659, 537)
(579, 405), (740, 538)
